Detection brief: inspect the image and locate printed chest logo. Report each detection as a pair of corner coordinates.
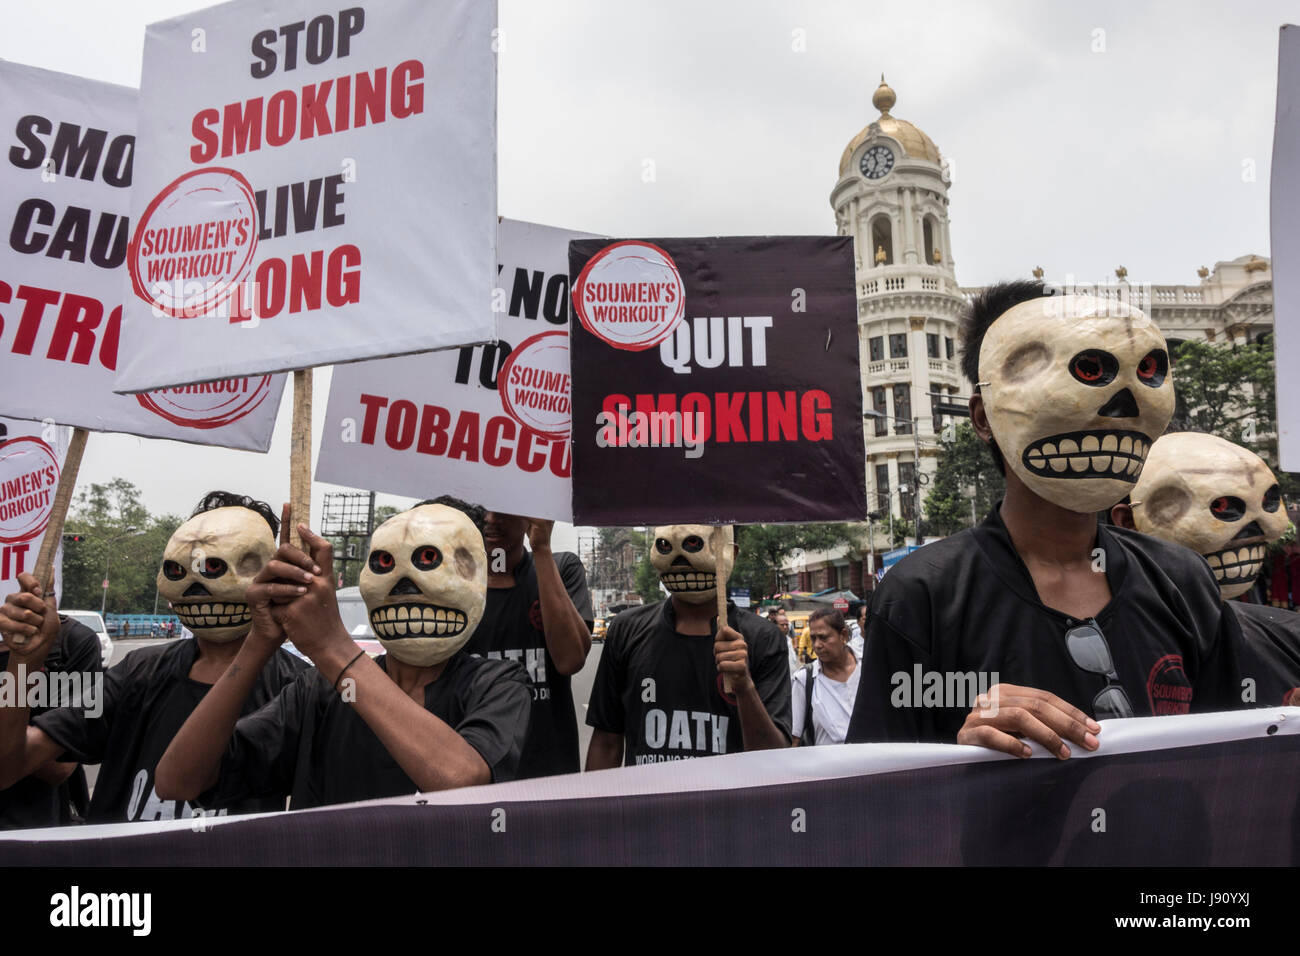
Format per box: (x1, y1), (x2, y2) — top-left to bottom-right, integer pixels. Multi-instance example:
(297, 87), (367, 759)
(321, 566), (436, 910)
(1146, 653), (1192, 715)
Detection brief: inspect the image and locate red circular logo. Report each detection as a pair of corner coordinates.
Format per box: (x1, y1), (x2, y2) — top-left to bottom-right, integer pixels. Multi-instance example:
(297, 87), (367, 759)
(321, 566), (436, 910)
(128, 167), (259, 319)
(134, 375), (274, 429)
(571, 240), (685, 351)
(0, 436), (60, 544)
(498, 331), (571, 440)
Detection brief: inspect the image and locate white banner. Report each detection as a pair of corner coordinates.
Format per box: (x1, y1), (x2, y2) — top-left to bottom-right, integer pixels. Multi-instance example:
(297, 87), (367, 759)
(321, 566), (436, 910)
(316, 219), (596, 521)
(0, 417), (70, 602)
(0, 61), (285, 450)
(1272, 24), (1300, 470)
(113, 0), (498, 393)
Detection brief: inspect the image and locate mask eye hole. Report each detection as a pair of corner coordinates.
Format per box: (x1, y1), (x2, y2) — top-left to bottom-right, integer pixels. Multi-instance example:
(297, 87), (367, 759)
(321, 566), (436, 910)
(369, 550), (395, 574)
(1069, 350), (1118, 387)
(1136, 349), (1168, 387)
(1210, 496), (1246, 521)
(655, 538), (673, 555)
(200, 557), (228, 579)
(683, 535), (705, 553)
(1263, 484), (1282, 513)
(162, 560), (186, 581)
(412, 545), (442, 571)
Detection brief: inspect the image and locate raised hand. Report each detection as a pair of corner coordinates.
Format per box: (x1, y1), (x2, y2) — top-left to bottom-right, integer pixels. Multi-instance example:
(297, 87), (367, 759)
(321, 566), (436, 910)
(0, 572), (61, 663)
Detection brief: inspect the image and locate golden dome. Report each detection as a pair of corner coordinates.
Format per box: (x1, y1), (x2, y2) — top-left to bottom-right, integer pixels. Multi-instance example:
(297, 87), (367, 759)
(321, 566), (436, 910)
(839, 76), (942, 175)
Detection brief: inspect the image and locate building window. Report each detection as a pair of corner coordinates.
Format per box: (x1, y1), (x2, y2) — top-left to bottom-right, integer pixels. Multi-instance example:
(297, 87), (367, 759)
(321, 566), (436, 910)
(893, 384), (912, 433)
(889, 333), (908, 358)
(923, 219), (936, 264)
(871, 216), (893, 266)
(869, 336), (884, 362)
(872, 387), (888, 435)
(898, 461), (917, 521)
(945, 336), (954, 359)
(927, 333), (940, 358)
(875, 464), (890, 507)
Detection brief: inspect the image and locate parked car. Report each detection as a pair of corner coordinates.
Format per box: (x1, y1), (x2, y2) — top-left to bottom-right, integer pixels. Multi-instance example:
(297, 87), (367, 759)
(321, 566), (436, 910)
(61, 610), (113, 668)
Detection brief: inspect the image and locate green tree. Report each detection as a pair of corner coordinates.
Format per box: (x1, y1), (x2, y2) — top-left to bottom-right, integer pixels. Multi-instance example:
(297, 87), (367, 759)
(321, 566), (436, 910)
(61, 480), (183, 614)
(730, 523), (859, 601)
(633, 550), (663, 604)
(1167, 339), (1300, 497)
(924, 421), (1005, 534)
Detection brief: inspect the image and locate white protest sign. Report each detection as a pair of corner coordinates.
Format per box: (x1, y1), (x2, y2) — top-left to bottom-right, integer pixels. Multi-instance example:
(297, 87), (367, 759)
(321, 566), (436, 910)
(0, 60), (285, 450)
(0, 417), (70, 602)
(316, 218), (596, 521)
(113, 0), (498, 393)
(1272, 24), (1300, 470)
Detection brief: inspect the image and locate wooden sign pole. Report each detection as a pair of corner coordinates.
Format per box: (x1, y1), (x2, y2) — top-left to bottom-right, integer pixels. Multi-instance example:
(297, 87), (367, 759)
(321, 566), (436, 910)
(13, 426), (90, 646)
(712, 524), (735, 693)
(289, 369), (313, 549)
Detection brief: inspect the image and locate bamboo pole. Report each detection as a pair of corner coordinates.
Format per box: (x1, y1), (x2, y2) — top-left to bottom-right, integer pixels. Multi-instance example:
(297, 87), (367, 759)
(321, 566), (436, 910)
(289, 369), (313, 549)
(712, 524), (735, 693)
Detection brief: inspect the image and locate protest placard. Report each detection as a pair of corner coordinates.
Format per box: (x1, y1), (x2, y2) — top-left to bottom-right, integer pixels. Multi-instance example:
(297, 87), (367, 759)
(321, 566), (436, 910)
(1272, 24), (1300, 469)
(317, 219), (595, 521)
(0, 60), (285, 450)
(113, 0), (498, 393)
(567, 236), (865, 525)
(0, 417), (71, 602)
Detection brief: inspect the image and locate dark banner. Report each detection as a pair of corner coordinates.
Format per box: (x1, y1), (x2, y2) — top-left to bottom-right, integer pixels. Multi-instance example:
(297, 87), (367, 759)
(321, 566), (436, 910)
(567, 236), (865, 525)
(3, 711), (1297, 866)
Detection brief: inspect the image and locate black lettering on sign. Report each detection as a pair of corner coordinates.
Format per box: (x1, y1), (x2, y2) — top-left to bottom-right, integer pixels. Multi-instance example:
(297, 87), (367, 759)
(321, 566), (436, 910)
(250, 7), (366, 78)
(8, 115), (134, 187)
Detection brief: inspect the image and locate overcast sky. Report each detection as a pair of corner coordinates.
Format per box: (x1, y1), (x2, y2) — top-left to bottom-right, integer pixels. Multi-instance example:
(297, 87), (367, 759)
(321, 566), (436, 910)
(1, 0), (1293, 546)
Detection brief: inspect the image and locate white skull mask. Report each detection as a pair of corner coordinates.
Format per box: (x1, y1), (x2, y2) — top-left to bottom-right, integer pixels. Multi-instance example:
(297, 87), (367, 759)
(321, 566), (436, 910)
(157, 506), (276, 643)
(978, 294), (1175, 512)
(650, 524), (733, 605)
(1131, 433), (1287, 599)
(359, 504), (486, 666)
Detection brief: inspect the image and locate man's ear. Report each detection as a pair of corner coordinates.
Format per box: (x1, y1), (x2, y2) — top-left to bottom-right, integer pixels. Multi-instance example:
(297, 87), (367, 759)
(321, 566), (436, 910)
(1111, 502), (1137, 530)
(969, 393), (993, 444)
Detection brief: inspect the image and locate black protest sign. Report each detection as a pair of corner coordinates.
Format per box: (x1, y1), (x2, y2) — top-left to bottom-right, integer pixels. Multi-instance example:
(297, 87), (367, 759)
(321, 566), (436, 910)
(568, 236), (865, 525)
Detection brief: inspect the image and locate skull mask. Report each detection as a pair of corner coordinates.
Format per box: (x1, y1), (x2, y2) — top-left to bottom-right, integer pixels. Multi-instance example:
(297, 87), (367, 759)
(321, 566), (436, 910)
(978, 294), (1175, 512)
(359, 504), (486, 667)
(157, 506), (276, 643)
(1131, 433), (1287, 599)
(650, 525), (733, 605)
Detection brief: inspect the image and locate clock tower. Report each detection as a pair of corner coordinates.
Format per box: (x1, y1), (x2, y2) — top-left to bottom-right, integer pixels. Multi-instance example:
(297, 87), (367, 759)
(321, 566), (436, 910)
(831, 77), (968, 544)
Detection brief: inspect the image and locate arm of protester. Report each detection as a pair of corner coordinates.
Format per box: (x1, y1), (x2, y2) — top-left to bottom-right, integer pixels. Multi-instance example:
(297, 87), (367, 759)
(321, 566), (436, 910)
(155, 513), (310, 800)
(715, 625), (789, 751)
(279, 525), (501, 791)
(528, 521), (592, 675)
(0, 575), (68, 789)
(32, 760), (77, 786)
(955, 684), (1100, 759)
(586, 729), (624, 771)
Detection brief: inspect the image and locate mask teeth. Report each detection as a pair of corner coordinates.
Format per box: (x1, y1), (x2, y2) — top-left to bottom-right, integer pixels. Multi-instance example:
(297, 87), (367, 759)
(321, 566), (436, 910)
(173, 602), (251, 628)
(370, 604), (467, 639)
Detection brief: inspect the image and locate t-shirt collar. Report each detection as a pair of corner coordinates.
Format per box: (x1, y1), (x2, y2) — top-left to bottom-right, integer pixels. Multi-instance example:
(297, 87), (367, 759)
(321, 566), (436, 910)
(974, 501), (1128, 623)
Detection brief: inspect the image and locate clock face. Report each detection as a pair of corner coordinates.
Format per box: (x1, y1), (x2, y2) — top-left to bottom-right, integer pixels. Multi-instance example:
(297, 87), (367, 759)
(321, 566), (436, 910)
(860, 145), (895, 180)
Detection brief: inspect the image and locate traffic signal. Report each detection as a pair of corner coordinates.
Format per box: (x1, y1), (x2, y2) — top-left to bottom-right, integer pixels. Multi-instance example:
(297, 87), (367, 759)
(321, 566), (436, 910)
(63, 533), (86, 543)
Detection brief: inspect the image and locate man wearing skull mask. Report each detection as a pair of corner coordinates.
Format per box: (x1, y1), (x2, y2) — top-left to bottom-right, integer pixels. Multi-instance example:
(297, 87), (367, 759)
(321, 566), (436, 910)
(1111, 432), (1300, 707)
(846, 282), (1241, 755)
(155, 502), (532, 807)
(0, 492), (308, 823)
(586, 525), (791, 768)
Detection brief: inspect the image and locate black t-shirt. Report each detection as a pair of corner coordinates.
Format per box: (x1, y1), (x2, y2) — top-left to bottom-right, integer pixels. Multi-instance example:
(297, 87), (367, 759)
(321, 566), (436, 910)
(33, 638), (308, 823)
(202, 651), (532, 811)
(846, 506), (1241, 744)
(0, 617), (102, 830)
(466, 550), (593, 778)
(586, 600), (792, 765)
(1229, 601), (1300, 706)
